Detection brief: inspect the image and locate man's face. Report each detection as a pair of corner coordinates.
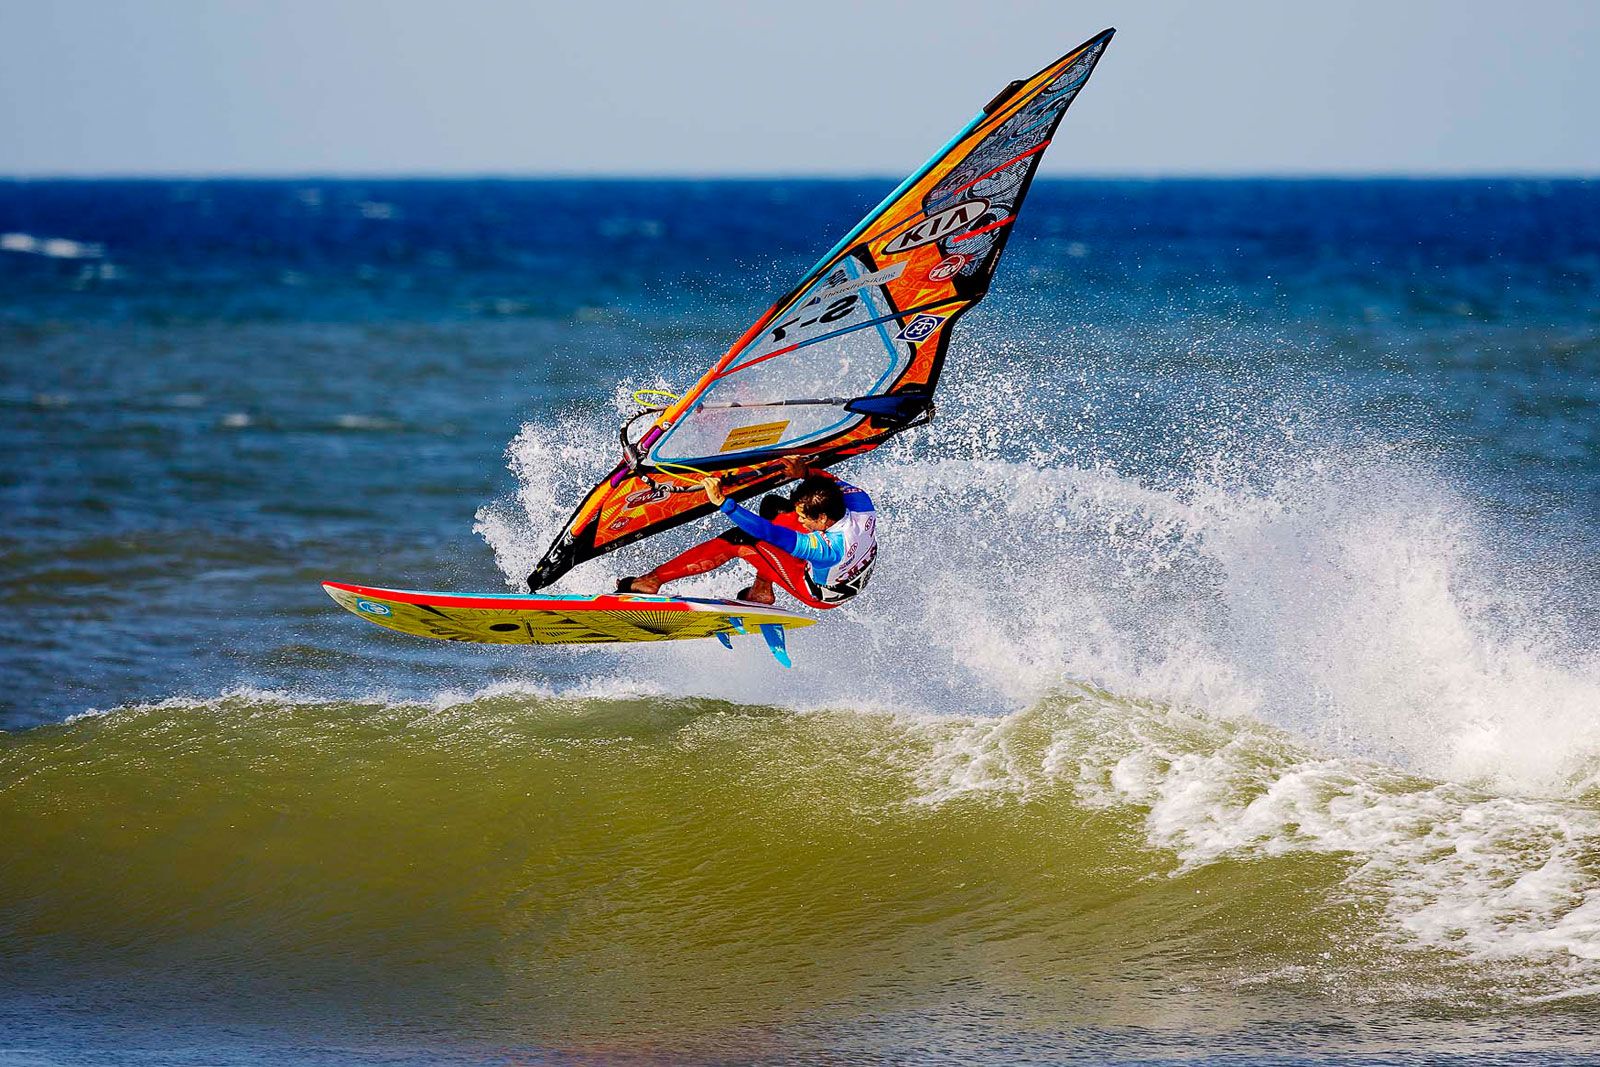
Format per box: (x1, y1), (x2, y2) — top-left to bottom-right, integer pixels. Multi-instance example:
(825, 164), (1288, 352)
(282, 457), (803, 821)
(796, 507), (835, 533)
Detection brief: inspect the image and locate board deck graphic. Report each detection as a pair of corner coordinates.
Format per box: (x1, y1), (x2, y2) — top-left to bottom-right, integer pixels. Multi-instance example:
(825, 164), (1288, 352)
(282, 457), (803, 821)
(322, 581), (815, 664)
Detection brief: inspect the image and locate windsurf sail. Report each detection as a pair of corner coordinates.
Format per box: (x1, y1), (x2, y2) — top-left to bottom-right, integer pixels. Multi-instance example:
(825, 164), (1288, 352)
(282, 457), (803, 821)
(528, 28), (1114, 590)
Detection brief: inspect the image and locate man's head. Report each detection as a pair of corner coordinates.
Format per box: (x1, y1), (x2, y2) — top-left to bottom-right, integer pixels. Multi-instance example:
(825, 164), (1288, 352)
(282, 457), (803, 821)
(792, 476), (846, 532)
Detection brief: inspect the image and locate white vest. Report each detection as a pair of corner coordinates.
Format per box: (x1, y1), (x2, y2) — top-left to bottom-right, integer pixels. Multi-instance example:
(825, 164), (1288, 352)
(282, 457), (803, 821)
(813, 509), (877, 602)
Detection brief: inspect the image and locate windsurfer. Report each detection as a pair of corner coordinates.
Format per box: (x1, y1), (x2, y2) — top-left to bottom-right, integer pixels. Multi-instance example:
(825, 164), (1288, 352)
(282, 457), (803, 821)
(618, 457), (877, 608)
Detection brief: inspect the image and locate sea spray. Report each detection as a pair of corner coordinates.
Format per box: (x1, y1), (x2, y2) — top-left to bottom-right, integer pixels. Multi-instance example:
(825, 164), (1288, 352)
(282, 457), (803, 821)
(478, 400), (1600, 800)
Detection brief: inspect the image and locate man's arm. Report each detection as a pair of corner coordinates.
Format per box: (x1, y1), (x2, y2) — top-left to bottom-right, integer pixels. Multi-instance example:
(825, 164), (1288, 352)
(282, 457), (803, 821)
(720, 500), (845, 565)
(781, 457), (873, 514)
(700, 473), (845, 564)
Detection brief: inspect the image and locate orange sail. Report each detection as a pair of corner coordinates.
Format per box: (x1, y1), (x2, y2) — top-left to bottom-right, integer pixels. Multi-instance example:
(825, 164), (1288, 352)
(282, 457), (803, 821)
(529, 28), (1114, 590)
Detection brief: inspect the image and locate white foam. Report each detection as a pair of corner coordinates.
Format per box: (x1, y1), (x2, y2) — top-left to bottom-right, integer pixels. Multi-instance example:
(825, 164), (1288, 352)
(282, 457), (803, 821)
(475, 366), (1600, 983)
(478, 404), (1600, 800)
(474, 408), (626, 594)
(64, 677), (682, 726)
(333, 413), (400, 431)
(65, 686), (324, 723)
(1080, 705), (1600, 978)
(1, 231), (105, 259)
(901, 692), (1600, 991)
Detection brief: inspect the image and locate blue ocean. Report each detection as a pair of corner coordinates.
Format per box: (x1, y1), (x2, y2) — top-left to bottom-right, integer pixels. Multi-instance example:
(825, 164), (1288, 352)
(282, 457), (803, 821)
(3, 177), (1599, 1064)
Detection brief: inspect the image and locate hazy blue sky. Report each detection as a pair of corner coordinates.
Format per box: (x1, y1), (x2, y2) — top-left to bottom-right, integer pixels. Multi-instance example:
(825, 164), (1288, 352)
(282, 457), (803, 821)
(3, 0), (1597, 176)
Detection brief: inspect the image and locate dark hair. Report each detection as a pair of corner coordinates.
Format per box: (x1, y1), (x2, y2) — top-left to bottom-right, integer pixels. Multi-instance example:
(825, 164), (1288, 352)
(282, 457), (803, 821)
(792, 476), (846, 523)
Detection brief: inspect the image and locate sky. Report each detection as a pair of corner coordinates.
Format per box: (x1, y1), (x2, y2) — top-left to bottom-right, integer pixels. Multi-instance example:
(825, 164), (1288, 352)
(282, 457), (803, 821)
(2, 0), (1597, 177)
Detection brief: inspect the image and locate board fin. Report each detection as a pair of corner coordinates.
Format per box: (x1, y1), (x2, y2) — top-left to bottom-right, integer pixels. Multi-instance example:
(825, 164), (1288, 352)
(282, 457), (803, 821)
(760, 623), (792, 668)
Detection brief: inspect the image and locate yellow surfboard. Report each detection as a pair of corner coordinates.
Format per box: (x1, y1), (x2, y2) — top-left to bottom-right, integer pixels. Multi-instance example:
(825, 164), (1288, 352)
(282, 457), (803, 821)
(322, 581), (815, 666)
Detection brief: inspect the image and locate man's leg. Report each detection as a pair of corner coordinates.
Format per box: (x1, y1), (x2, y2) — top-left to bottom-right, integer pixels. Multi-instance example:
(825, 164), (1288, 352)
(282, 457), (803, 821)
(620, 535), (740, 594)
(726, 512), (836, 609)
(732, 542), (834, 609)
(737, 503), (793, 603)
(700, 493), (793, 601)
(742, 576), (775, 604)
(623, 507), (836, 609)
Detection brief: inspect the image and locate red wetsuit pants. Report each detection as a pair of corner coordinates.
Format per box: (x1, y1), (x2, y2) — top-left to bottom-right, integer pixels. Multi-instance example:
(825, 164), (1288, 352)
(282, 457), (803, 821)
(651, 512), (835, 610)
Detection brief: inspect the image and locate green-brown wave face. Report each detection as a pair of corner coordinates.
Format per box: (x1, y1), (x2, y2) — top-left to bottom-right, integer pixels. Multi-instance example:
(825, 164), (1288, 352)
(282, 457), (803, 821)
(6, 686), (1598, 1058)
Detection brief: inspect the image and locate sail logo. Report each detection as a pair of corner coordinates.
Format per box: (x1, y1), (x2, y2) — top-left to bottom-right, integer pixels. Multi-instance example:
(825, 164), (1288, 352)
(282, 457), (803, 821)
(927, 254), (971, 282)
(624, 486), (670, 508)
(895, 313), (945, 343)
(810, 262), (904, 304)
(356, 600), (392, 616)
(720, 420), (790, 453)
(882, 199), (990, 255)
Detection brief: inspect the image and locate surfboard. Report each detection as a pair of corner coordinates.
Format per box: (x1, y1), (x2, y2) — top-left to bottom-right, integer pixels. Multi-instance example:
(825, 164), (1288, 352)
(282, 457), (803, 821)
(321, 581), (815, 666)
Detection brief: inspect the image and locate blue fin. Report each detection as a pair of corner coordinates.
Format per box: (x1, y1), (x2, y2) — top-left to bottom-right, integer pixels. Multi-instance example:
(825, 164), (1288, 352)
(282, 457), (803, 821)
(759, 623), (792, 668)
(716, 631), (734, 650)
(727, 615), (748, 635)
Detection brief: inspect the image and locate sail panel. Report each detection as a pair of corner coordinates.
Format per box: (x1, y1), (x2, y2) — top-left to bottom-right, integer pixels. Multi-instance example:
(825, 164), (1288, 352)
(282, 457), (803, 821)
(649, 253), (914, 464)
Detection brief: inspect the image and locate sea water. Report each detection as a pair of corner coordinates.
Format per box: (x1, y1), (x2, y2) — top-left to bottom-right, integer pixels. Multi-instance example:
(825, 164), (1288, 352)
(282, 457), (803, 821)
(2, 178), (1599, 1063)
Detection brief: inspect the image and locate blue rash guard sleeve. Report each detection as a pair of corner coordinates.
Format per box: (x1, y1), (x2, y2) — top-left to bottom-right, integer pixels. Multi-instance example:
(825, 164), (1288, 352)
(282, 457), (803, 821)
(720, 499), (846, 566)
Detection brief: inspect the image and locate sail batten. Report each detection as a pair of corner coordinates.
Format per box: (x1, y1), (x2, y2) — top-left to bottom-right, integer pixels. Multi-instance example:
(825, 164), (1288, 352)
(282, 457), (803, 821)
(527, 29), (1115, 591)
(718, 297), (965, 379)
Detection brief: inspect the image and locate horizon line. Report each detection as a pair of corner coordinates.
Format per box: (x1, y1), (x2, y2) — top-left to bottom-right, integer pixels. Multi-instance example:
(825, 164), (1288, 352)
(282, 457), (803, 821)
(2, 170), (1597, 184)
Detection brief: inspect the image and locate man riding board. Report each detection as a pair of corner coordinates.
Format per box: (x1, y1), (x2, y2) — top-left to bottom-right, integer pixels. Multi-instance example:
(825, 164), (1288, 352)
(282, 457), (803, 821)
(618, 457), (877, 608)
